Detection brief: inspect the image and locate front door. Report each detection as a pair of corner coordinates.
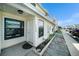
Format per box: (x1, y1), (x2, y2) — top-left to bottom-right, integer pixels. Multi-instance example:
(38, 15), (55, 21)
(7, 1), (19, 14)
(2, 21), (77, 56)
(27, 19), (34, 45)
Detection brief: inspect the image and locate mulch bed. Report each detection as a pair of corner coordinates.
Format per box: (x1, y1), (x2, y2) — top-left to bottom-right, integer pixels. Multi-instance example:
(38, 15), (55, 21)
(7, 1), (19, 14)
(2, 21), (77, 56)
(36, 34), (55, 52)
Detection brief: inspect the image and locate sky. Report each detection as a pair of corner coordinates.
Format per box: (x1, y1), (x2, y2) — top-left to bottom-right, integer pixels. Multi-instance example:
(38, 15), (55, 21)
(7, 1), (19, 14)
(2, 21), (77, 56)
(42, 3), (79, 27)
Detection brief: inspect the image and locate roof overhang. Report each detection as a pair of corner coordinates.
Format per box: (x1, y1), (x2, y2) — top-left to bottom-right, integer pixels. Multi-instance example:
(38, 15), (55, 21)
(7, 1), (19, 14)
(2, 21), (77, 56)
(23, 3), (56, 25)
(6, 3), (56, 25)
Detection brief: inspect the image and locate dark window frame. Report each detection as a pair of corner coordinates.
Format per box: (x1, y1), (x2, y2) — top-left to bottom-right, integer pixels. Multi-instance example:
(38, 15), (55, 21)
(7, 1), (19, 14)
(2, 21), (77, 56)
(4, 18), (24, 40)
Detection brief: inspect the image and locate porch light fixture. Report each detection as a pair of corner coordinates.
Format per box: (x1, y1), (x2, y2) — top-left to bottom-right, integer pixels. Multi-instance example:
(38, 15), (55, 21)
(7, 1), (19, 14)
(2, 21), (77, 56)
(17, 10), (23, 14)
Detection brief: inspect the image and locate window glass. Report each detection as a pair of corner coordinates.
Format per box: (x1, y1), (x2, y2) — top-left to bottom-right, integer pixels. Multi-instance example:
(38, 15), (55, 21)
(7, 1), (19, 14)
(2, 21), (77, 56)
(4, 18), (24, 40)
(38, 20), (44, 37)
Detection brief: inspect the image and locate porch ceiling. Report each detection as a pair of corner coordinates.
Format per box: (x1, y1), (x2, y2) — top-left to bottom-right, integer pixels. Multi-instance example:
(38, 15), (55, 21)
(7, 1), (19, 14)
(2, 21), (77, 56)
(0, 4), (32, 17)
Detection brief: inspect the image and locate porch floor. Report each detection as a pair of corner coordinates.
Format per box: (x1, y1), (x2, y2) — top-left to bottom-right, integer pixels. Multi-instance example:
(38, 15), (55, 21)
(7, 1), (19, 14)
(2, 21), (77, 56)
(1, 41), (37, 56)
(1, 32), (70, 56)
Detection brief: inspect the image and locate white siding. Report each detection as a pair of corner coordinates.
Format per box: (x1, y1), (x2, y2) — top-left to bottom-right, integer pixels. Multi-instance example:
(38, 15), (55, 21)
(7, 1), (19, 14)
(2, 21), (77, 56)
(0, 11), (2, 54)
(0, 4), (56, 48)
(44, 21), (49, 39)
(1, 12), (27, 49)
(34, 17), (44, 47)
(34, 16), (55, 47)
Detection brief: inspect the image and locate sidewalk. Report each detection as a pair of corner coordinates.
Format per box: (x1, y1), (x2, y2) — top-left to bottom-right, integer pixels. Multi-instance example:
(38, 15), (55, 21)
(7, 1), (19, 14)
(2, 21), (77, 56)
(61, 30), (79, 56)
(43, 32), (70, 56)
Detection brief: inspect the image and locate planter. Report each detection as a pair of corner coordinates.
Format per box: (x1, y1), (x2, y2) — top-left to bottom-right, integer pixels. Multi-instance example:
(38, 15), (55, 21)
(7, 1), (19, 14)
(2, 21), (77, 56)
(33, 33), (56, 56)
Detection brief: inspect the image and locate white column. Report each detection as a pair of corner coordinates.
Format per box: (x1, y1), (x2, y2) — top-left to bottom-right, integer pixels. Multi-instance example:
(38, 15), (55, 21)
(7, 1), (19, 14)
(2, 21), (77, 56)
(33, 16), (38, 47)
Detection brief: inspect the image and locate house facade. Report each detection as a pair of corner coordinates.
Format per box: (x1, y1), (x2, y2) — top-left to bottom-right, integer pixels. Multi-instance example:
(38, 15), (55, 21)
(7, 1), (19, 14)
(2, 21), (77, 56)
(0, 3), (57, 54)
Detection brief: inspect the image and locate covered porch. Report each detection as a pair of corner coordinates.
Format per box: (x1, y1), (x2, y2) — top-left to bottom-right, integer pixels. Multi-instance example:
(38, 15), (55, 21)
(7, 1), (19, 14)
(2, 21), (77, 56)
(0, 3), (57, 56)
(0, 3), (36, 52)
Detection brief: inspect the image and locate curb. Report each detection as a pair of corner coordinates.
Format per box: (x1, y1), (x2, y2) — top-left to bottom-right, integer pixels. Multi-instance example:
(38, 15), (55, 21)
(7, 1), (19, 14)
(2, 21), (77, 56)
(33, 34), (56, 56)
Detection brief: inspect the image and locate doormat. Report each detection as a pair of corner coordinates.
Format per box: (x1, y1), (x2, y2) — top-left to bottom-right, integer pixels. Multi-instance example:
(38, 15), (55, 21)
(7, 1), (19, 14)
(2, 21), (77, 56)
(22, 42), (33, 49)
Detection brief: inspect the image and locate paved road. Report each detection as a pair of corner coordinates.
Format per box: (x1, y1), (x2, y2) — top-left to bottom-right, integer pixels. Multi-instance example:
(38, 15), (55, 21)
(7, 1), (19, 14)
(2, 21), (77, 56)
(43, 32), (71, 56)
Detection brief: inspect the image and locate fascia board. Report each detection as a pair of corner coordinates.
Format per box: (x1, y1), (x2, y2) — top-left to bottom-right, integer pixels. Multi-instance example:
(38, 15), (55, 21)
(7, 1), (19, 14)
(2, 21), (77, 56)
(23, 3), (56, 25)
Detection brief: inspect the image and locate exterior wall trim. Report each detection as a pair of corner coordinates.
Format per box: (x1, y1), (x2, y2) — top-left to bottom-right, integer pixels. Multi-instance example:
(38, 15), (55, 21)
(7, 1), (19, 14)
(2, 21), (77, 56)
(6, 3), (56, 25)
(23, 3), (55, 25)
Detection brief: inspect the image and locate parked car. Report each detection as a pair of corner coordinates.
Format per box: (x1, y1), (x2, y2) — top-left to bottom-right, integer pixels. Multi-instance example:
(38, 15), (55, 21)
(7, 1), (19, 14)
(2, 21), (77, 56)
(71, 29), (79, 37)
(70, 29), (79, 42)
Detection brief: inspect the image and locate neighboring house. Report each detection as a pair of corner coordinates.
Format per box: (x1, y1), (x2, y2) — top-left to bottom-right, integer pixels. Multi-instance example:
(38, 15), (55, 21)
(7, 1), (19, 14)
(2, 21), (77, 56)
(0, 3), (57, 53)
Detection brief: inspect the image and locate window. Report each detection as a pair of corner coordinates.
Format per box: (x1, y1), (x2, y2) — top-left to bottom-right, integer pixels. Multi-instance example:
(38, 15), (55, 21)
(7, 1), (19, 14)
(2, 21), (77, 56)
(38, 20), (44, 37)
(4, 18), (24, 40)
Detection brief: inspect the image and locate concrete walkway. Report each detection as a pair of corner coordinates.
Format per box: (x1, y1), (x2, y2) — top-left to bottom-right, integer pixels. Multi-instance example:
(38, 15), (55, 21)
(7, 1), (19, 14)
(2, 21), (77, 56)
(43, 32), (71, 56)
(1, 32), (70, 56)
